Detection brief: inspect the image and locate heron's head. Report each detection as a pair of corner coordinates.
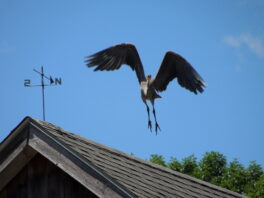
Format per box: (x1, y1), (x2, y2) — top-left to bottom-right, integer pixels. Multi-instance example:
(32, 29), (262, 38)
(146, 74), (152, 80)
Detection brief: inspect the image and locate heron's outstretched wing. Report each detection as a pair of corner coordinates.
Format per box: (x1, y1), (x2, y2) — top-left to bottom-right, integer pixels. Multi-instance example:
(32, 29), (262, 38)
(85, 43), (146, 83)
(152, 51), (205, 94)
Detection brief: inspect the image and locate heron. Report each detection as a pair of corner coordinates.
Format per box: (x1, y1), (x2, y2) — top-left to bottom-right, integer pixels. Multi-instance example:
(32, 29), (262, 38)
(85, 43), (205, 134)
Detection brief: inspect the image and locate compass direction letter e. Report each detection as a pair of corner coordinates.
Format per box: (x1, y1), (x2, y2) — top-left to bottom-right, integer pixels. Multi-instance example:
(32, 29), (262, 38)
(24, 79), (31, 87)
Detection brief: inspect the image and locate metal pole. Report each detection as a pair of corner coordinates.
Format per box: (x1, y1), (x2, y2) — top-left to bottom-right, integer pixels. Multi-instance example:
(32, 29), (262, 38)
(26, 66), (62, 121)
(41, 66), (46, 121)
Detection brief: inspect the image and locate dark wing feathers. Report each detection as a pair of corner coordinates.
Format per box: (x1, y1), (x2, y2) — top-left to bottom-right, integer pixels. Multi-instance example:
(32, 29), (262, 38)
(153, 51), (205, 94)
(86, 44), (205, 94)
(85, 43), (146, 83)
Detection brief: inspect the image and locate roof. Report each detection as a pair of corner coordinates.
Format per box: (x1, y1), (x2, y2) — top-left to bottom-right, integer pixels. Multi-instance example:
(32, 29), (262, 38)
(0, 117), (248, 198)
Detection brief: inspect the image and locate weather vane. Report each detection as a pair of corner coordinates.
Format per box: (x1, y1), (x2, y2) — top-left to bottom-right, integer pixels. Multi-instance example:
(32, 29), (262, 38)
(24, 66), (62, 121)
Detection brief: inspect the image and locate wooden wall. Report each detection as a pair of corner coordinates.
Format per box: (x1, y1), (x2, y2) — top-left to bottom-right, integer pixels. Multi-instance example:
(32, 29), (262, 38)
(0, 154), (98, 198)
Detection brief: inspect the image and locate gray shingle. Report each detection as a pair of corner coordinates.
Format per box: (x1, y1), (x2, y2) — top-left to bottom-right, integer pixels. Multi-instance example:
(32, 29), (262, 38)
(31, 118), (248, 198)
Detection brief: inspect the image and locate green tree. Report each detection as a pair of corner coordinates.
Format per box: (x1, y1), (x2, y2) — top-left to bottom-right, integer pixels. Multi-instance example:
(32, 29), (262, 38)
(247, 161), (263, 182)
(181, 154), (199, 177)
(200, 151), (227, 184)
(244, 161), (263, 197)
(167, 157), (182, 172)
(221, 159), (247, 194)
(149, 154), (167, 167)
(149, 152), (264, 197)
(252, 175), (264, 198)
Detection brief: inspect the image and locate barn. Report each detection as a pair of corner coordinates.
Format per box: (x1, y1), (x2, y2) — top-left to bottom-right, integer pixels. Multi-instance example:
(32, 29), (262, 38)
(0, 117), (248, 198)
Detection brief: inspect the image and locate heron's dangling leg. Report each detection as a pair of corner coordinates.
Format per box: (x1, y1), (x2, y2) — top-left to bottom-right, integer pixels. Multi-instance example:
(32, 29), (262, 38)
(144, 102), (152, 132)
(151, 100), (161, 134)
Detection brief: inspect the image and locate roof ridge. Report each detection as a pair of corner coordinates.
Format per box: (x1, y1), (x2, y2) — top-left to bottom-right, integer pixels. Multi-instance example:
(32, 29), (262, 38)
(30, 117), (248, 198)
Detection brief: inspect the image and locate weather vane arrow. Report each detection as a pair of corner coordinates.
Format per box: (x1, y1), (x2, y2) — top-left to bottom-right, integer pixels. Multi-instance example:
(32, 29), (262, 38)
(24, 66), (62, 121)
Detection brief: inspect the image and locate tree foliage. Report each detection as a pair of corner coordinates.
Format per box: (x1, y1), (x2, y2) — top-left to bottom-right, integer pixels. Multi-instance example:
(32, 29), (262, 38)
(221, 159), (247, 194)
(200, 151), (226, 183)
(149, 154), (167, 167)
(149, 152), (263, 197)
(167, 157), (182, 172)
(182, 154), (198, 175)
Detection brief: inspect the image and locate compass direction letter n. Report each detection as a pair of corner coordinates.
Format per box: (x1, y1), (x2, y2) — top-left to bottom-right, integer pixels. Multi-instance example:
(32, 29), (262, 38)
(55, 78), (62, 85)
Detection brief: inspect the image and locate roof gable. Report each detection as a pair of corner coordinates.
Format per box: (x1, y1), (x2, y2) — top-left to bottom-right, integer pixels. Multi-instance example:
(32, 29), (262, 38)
(0, 117), (135, 198)
(0, 117), (248, 198)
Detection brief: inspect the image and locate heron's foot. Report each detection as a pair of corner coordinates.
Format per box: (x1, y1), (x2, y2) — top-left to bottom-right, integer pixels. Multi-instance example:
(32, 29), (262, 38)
(155, 122), (161, 134)
(148, 120), (152, 132)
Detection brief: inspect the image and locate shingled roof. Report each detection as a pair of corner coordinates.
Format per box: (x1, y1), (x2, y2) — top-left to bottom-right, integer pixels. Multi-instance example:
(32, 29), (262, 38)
(0, 117), (248, 198)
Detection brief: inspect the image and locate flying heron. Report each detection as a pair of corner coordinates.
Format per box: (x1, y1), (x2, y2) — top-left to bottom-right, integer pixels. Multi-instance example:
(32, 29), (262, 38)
(85, 43), (205, 134)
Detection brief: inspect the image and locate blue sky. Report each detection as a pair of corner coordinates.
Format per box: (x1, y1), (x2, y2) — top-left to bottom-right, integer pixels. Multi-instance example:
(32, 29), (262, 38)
(1, 0), (264, 167)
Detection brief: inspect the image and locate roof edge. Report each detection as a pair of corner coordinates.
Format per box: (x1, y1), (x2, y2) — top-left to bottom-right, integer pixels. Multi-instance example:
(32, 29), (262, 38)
(0, 116), (32, 152)
(28, 118), (137, 198)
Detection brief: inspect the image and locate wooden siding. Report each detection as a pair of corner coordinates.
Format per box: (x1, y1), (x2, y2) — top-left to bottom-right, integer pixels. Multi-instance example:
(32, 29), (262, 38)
(0, 154), (98, 198)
